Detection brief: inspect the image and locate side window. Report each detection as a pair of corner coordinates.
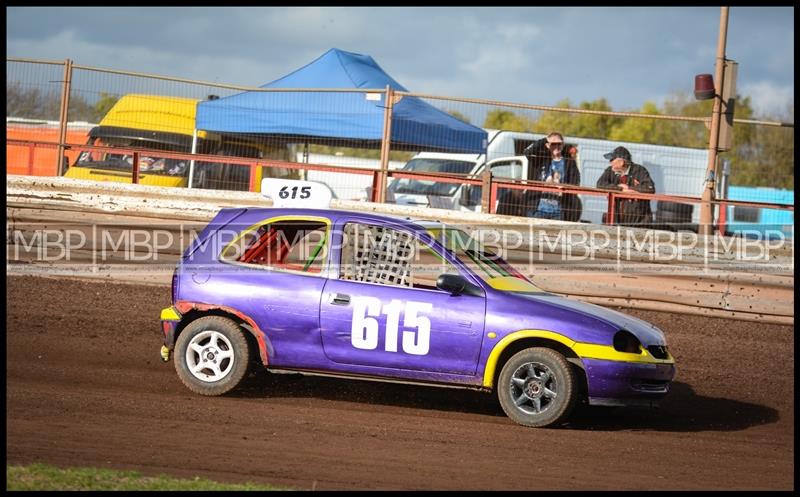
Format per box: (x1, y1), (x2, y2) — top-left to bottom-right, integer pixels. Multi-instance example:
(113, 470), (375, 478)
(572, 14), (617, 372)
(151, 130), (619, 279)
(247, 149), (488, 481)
(733, 206), (759, 223)
(340, 223), (458, 290)
(221, 219), (328, 274)
(490, 160), (523, 180)
(515, 139), (534, 156)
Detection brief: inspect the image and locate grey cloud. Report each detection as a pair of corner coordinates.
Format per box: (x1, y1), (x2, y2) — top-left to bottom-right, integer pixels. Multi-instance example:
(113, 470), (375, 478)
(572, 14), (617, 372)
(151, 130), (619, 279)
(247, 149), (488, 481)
(6, 6), (794, 117)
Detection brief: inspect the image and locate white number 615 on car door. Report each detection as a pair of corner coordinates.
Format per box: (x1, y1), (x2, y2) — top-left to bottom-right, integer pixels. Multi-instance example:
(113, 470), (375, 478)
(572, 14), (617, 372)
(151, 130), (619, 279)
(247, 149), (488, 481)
(351, 297), (432, 355)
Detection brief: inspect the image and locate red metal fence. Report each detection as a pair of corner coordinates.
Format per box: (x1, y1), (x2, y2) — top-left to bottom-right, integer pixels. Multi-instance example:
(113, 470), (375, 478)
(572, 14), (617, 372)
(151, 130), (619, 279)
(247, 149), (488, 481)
(9, 138), (792, 238)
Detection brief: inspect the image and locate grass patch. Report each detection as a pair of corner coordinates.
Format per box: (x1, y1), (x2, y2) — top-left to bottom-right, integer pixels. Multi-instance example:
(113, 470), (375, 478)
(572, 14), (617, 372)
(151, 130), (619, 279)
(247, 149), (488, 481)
(7, 463), (288, 491)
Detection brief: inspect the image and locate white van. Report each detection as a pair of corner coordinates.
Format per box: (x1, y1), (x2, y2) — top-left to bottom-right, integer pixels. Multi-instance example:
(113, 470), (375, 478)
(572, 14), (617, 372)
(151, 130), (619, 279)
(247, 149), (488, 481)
(386, 129), (540, 212)
(387, 129), (709, 226)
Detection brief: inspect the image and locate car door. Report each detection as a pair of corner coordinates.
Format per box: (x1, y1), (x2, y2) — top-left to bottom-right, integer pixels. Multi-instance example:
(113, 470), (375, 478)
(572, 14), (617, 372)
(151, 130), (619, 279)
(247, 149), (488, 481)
(319, 220), (486, 376)
(211, 215), (332, 368)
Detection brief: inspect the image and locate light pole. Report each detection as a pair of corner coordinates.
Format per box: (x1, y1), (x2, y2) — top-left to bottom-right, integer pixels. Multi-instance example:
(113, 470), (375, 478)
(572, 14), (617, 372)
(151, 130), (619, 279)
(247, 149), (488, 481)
(698, 7), (730, 237)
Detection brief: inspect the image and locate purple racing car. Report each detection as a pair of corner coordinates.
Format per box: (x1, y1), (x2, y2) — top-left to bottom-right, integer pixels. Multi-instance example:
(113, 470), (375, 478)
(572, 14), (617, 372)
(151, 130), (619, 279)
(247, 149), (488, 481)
(160, 207), (675, 428)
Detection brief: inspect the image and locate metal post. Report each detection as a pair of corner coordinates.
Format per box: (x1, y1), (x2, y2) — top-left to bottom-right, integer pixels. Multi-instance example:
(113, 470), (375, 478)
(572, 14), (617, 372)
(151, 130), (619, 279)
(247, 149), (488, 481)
(248, 162), (258, 192)
(718, 201), (728, 235)
(132, 151), (140, 184)
(717, 159), (731, 234)
(488, 182), (498, 214)
(188, 129), (198, 189)
(302, 142), (309, 181)
(377, 85), (395, 204)
(28, 143), (35, 175)
(480, 168), (492, 213)
(606, 193), (616, 225)
(370, 171), (382, 203)
(699, 6), (730, 236)
(56, 58), (73, 176)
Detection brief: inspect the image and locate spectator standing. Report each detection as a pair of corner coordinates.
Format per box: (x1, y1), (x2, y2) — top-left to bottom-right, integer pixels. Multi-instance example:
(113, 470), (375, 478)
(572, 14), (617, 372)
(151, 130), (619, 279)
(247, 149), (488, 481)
(596, 146), (655, 226)
(522, 132), (581, 221)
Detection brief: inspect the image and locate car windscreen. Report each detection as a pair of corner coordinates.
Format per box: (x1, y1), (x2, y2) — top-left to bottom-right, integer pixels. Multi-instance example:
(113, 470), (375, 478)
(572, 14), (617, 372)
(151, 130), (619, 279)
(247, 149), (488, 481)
(73, 137), (190, 177)
(389, 158), (475, 196)
(429, 227), (544, 291)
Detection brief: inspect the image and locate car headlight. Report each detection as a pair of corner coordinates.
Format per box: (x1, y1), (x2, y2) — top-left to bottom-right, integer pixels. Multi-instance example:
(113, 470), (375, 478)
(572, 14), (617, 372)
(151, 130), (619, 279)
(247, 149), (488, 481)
(613, 329), (642, 354)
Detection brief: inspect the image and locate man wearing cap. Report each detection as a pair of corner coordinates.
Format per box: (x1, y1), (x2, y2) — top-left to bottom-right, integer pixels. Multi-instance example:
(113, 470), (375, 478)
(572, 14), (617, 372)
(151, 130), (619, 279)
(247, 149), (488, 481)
(596, 146), (655, 226)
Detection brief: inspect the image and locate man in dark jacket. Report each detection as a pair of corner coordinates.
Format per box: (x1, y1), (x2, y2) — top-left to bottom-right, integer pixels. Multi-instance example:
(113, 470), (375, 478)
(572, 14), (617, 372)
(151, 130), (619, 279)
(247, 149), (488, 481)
(499, 132), (581, 221)
(596, 146), (655, 226)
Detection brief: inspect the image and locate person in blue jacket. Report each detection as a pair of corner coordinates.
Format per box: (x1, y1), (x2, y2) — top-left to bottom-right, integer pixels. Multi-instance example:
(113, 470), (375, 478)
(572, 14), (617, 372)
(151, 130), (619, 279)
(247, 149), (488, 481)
(523, 132), (581, 221)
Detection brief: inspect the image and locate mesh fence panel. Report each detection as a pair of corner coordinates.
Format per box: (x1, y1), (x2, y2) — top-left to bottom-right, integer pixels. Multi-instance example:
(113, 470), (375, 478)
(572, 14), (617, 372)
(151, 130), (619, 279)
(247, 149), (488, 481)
(397, 93), (792, 232)
(6, 58), (793, 236)
(7, 60), (81, 175)
(64, 67), (304, 191)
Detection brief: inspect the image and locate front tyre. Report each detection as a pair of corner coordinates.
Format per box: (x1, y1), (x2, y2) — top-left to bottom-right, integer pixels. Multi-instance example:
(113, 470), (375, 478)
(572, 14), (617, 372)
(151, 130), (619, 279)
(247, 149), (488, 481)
(174, 316), (251, 396)
(497, 347), (578, 428)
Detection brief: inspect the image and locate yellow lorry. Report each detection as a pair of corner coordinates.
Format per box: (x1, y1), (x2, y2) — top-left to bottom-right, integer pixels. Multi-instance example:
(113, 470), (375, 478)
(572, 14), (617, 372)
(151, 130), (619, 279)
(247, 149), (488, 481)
(64, 94), (296, 190)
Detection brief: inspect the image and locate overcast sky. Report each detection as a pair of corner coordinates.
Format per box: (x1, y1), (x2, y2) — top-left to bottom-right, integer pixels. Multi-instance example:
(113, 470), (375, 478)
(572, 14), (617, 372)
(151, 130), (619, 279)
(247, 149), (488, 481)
(6, 6), (795, 119)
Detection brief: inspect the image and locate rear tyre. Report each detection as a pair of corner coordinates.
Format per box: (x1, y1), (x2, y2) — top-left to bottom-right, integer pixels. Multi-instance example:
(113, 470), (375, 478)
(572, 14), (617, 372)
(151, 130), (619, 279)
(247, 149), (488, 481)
(174, 316), (251, 396)
(497, 347), (578, 428)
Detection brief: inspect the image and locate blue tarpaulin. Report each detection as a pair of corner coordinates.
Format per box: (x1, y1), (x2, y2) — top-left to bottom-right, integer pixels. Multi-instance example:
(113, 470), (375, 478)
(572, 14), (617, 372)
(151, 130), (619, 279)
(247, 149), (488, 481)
(195, 48), (487, 154)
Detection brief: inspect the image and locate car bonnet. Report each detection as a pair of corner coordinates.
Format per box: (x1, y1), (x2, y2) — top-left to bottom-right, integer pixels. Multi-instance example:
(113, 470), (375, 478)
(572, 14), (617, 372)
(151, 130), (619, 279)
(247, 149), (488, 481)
(513, 292), (668, 346)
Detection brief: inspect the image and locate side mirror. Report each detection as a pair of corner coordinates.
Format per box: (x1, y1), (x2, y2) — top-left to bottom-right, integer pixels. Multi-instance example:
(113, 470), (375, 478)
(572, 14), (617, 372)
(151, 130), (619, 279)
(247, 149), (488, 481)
(436, 273), (467, 295)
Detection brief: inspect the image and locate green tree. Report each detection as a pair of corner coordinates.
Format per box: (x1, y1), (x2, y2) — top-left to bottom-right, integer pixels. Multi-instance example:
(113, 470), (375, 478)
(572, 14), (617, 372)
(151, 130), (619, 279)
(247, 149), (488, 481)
(482, 109), (536, 132)
(608, 101), (663, 143)
(67, 96), (102, 123)
(533, 98), (624, 139)
(7, 82), (106, 123)
(93, 92), (120, 121)
(660, 92), (714, 148)
(447, 110), (471, 124)
(479, 92), (793, 190)
(6, 82), (62, 120)
(725, 102), (793, 189)
(606, 92), (791, 189)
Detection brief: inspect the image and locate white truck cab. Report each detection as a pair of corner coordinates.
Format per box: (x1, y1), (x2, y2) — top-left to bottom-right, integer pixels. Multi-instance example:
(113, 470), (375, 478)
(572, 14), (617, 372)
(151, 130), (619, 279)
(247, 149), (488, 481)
(387, 129), (542, 212)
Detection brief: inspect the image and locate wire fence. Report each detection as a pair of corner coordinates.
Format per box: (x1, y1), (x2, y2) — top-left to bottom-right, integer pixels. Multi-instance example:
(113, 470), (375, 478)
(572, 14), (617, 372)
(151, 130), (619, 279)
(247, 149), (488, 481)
(6, 57), (794, 238)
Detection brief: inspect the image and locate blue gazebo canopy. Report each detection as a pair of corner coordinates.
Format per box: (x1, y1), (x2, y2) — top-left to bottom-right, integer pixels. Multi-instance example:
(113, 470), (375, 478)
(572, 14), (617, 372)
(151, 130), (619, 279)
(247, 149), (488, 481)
(196, 48), (487, 154)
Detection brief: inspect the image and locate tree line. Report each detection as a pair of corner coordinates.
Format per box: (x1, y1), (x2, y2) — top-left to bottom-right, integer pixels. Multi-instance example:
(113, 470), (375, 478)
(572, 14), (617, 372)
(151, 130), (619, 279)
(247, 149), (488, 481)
(7, 82), (118, 124)
(476, 93), (793, 190)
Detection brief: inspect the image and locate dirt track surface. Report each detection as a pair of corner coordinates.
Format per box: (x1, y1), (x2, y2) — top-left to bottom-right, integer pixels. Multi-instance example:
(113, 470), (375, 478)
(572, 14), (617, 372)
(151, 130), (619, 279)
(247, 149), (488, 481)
(6, 274), (794, 490)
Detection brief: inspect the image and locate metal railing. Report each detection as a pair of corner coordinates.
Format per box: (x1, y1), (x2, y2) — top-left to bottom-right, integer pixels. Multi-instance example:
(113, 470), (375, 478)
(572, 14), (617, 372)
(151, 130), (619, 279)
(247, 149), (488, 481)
(10, 137), (792, 239)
